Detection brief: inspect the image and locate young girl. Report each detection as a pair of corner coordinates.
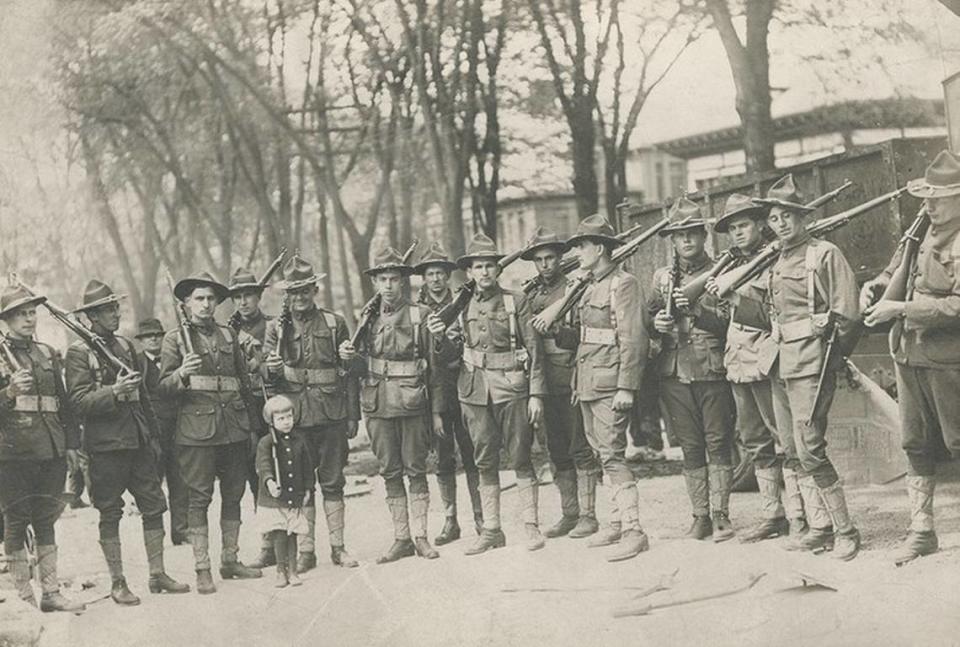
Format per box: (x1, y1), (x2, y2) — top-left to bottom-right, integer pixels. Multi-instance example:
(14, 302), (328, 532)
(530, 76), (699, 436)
(257, 395), (315, 587)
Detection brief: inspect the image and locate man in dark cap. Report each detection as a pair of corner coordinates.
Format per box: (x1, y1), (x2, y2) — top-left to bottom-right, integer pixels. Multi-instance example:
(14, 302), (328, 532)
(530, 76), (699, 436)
(0, 283), (85, 612)
(158, 271), (262, 593)
(413, 241), (484, 544)
(65, 281), (189, 604)
(262, 254), (362, 571)
(651, 197), (737, 542)
(862, 150), (960, 565)
(339, 247), (451, 563)
(137, 317), (188, 546)
(520, 226), (602, 540)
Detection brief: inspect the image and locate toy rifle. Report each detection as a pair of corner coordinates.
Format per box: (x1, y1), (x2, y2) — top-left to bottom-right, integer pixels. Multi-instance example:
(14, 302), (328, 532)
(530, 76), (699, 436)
(532, 215), (673, 331)
(349, 239), (419, 347)
(681, 180), (855, 304)
(164, 267), (195, 355)
(228, 247), (287, 331)
(715, 186), (907, 298)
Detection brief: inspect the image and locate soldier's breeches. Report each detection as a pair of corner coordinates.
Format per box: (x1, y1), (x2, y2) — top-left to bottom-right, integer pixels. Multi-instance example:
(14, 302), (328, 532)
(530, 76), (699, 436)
(579, 397), (632, 485)
(732, 381), (781, 470)
(774, 373), (840, 487)
(0, 458), (66, 552)
(544, 394), (598, 473)
(462, 398), (535, 480)
(367, 415), (429, 485)
(896, 364), (960, 476)
(177, 441), (247, 530)
(89, 445), (168, 539)
(659, 379), (736, 469)
(436, 406), (478, 477)
(298, 423), (348, 501)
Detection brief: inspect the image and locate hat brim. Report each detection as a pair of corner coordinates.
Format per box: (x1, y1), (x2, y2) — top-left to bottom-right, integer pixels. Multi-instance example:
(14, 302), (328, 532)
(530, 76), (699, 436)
(564, 234), (624, 249)
(520, 241), (569, 261)
(277, 275), (326, 291)
(413, 259), (458, 275)
(457, 253), (505, 271)
(228, 282), (266, 296)
(72, 294), (127, 314)
(906, 178), (960, 199)
(753, 198), (814, 213)
(713, 206), (768, 233)
(658, 220), (708, 237)
(174, 279), (231, 303)
(0, 295), (47, 319)
(364, 264), (415, 277)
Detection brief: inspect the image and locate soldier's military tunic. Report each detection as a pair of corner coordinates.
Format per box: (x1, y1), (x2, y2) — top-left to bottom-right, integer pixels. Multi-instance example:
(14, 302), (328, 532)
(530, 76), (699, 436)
(236, 309), (273, 499)
(651, 254), (736, 469)
(0, 336), (79, 552)
(65, 334), (167, 538)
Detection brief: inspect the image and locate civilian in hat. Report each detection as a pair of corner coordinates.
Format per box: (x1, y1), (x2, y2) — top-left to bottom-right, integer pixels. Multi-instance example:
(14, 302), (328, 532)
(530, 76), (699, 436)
(543, 215), (651, 562)
(413, 241), (484, 544)
(136, 318), (188, 546)
(65, 281), (189, 604)
(158, 271), (263, 593)
(752, 174), (862, 560)
(0, 284), (85, 612)
(455, 233), (548, 555)
(262, 253), (361, 571)
(862, 150), (960, 565)
(707, 195), (808, 543)
(519, 226), (602, 541)
(338, 247), (451, 563)
(651, 198), (737, 542)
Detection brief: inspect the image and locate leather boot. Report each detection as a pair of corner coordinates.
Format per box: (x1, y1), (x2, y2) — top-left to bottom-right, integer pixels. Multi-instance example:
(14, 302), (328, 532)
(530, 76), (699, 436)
(568, 469), (600, 538)
(465, 483), (506, 555)
(894, 475), (938, 566)
(196, 569), (216, 595)
(219, 520), (262, 579)
(607, 483), (648, 562)
(588, 493), (621, 547)
(544, 469), (579, 538)
(465, 470), (483, 535)
(144, 528), (189, 594)
(741, 466), (789, 543)
(818, 481), (860, 561)
(8, 548), (37, 606)
(434, 476), (461, 546)
(410, 491), (439, 559)
(782, 467), (808, 534)
(190, 528), (217, 594)
(683, 467), (712, 540)
(377, 496), (415, 564)
(100, 537), (140, 606)
(248, 532), (277, 569)
(37, 545), (85, 613)
(323, 499), (358, 568)
(517, 477), (545, 551)
(784, 476), (833, 552)
(708, 464), (735, 542)
(273, 532), (289, 588)
(287, 534), (302, 586)
(297, 504), (317, 572)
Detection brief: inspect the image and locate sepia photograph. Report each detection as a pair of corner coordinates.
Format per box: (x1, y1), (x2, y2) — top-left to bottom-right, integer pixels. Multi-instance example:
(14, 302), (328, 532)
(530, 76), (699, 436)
(1, 0), (960, 645)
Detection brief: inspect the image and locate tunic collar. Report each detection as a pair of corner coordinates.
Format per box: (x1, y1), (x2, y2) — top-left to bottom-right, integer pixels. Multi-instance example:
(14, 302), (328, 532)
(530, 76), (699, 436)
(679, 253), (711, 274)
(475, 283), (502, 303)
(241, 309), (265, 328)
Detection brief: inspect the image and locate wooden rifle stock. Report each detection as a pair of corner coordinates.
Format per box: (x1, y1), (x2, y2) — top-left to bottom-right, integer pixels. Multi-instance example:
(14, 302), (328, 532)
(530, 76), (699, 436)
(0, 339), (23, 374)
(878, 205), (929, 303)
(163, 268), (195, 355)
(349, 239), (420, 346)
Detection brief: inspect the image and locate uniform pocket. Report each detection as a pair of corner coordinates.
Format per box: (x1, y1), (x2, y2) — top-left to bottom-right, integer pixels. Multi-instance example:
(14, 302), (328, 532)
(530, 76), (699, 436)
(398, 382), (428, 411)
(590, 365), (620, 391)
(178, 405), (217, 441)
(230, 400), (250, 431)
(504, 370), (528, 392)
(318, 384), (347, 420)
(457, 368), (475, 400)
(311, 330), (336, 362)
(360, 378), (379, 413)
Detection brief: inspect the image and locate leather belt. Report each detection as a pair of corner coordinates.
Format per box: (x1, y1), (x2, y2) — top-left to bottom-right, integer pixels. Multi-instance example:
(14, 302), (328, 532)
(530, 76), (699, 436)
(188, 375), (240, 392)
(462, 348), (521, 370)
(116, 391), (140, 403)
(771, 319), (814, 343)
(581, 327), (617, 345)
(282, 366), (338, 385)
(367, 357), (420, 378)
(13, 395), (60, 413)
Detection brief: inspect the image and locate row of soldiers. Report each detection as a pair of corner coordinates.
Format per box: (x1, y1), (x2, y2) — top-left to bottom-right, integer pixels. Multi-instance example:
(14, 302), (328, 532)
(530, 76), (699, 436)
(1, 149), (958, 611)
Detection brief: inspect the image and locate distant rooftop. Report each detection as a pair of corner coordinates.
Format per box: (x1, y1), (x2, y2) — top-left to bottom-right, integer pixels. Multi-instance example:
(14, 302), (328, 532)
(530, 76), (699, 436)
(649, 97), (946, 159)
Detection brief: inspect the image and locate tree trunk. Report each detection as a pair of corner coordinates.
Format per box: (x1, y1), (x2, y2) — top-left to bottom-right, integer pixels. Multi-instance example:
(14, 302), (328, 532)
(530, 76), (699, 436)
(570, 103), (599, 218)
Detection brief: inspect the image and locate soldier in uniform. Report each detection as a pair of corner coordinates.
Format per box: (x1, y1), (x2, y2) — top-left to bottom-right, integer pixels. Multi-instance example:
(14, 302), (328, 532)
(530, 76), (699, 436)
(707, 195), (808, 542)
(757, 175), (861, 560)
(158, 272), (263, 593)
(137, 317), (188, 546)
(862, 150), (960, 565)
(65, 281), (189, 605)
(339, 247), (450, 562)
(0, 284), (84, 612)
(227, 267), (278, 569)
(413, 241), (484, 543)
(456, 233), (547, 555)
(521, 227), (602, 540)
(651, 198), (737, 542)
(262, 255), (361, 572)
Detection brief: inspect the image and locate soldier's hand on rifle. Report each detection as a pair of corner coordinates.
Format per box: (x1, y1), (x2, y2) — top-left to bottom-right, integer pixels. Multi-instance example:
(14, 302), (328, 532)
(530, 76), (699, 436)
(859, 278), (887, 313)
(346, 419), (359, 439)
(612, 389), (634, 412)
(338, 340), (357, 362)
(705, 277), (720, 297)
(672, 288), (690, 311)
(863, 300), (905, 327)
(112, 371), (141, 397)
(531, 314), (549, 335)
(527, 395), (544, 428)
(266, 478), (280, 498)
(432, 413), (446, 440)
(426, 314), (445, 336)
(653, 310), (675, 334)
(7, 369), (34, 397)
(179, 353), (203, 378)
(264, 351), (284, 374)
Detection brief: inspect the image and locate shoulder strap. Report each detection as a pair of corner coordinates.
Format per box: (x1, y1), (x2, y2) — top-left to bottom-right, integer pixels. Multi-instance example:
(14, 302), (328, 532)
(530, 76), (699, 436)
(220, 325), (234, 345)
(805, 242), (830, 317)
(503, 293), (518, 352)
(608, 273), (622, 333)
(35, 343), (53, 361)
(408, 305), (421, 358)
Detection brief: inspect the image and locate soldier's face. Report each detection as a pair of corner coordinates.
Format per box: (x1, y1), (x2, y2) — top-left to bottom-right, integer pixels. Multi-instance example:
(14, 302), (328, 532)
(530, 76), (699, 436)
(423, 266), (450, 295)
(4, 306), (37, 339)
(469, 260), (501, 291)
(186, 287), (218, 320)
(374, 271), (405, 303)
(87, 302), (121, 333)
(574, 240), (605, 270)
(140, 333), (163, 354)
(272, 408), (295, 434)
(288, 285), (318, 312)
(926, 194), (960, 227)
(671, 229), (706, 260)
(532, 248), (561, 279)
(726, 216), (764, 251)
(767, 207), (806, 244)
(232, 289), (261, 317)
